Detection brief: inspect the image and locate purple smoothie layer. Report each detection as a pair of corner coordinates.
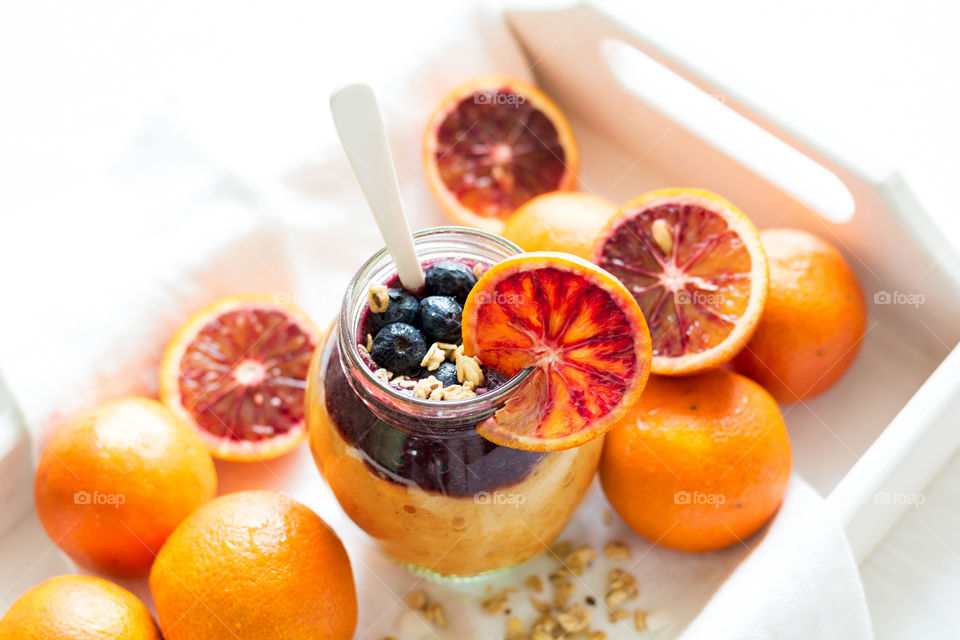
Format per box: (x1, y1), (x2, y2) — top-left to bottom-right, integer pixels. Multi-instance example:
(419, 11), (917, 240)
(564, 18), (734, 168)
(322, 342), (544, 496)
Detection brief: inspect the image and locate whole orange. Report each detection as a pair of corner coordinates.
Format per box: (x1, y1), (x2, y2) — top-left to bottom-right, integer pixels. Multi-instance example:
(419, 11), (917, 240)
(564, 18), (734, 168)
(732, 228), (867, 402)
(600, 370), (791, 552)
(149, 490), (357, 640)
(34, 397), (217, 577)
(0, 574), (159, 639)
(501, 191), (617, 259)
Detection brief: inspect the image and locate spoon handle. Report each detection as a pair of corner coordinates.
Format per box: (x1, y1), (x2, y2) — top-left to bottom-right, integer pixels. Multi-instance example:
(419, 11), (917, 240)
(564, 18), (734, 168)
(330, 83), (425, 291)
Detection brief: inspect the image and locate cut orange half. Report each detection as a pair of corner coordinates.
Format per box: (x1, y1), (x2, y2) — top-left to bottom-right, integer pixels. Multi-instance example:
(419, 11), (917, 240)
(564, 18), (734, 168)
(423, 75), (578, 234)
(462, 252), (651, 452)
(592, 188), (768, 375)
(160, 295), (321, 462)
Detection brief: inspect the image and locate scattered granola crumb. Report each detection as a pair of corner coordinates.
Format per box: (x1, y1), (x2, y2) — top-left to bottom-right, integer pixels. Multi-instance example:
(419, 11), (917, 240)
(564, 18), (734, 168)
(531, 615), (557, 634)
(603, 541), (631, 561)
(481, 591), (510, 615)
(473, 263), (486, 279)
(550, 576), (574, 609)
(406, 589), (427, 610)
(635, 609), (648, 632)
(524, 574), (544, 593)
(421, 342), (447, 371)
(368, 283), (389, 313)
(429, 386), (444, 401)
(587, 631), (608, 640)
(507, 617), (524, 632)
(556, 603), (592, 633)
(609, 567), (639, 594)
(564, 545), (598, 575)
(366, 333), (373, 352)
(529, 596), (551, 614)
(550, 540), (573, 559)
(550, 567), (573, 580)
(602, 508), (613, 525)
(585, 595), (596, 606)
(608, 609), (630, 623)
(605, 588), (628, 609)
(425, 602), (447, 628)
(373, 368), (393, 383)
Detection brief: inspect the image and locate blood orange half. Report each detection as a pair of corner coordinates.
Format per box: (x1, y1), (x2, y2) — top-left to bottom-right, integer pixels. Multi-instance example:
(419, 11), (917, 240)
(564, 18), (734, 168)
(462, 252), (651, 452)
(423, 75), (578, 233)
(592, 188), (768, 375)
(160, 295), (321, 462)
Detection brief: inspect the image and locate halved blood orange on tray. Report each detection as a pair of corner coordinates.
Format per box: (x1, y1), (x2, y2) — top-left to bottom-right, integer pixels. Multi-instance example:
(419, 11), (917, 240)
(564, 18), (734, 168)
(423, 75), (578, 233)
(462, 253), (652, 452)
(592, 188), (768, 375)
(160, 295), (321, 462)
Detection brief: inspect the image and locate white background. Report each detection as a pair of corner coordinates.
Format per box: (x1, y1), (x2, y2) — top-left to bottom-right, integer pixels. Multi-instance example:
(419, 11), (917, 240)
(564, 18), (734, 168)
(1, 1), (959, 637)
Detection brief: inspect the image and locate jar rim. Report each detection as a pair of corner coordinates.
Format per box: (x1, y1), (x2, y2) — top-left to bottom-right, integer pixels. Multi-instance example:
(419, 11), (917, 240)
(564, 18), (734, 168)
(337, 226), (533, 433)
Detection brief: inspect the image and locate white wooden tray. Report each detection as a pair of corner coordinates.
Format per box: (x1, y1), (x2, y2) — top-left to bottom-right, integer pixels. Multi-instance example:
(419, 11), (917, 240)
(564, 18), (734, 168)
(506, 2), (960, 562)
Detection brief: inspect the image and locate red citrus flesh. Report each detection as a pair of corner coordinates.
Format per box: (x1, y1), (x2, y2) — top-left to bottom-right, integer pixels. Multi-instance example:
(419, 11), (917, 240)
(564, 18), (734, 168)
(593, 189), (768, 375)
(424, 76), (578, 232)
(462, 252), (651, 452)
(160, 296), (320, 461)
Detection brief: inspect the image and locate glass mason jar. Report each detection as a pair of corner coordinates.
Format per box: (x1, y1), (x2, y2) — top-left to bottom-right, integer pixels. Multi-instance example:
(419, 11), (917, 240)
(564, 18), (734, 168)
(306, 227), (602, 579)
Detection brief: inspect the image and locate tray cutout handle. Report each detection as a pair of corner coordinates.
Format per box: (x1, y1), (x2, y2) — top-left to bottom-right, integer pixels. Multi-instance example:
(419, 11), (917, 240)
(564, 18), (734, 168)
(601, 38), (855, 224)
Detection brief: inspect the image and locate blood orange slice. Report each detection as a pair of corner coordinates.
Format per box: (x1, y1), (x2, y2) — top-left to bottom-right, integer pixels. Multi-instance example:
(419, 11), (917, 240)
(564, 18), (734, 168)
(423, 75), (578, 233)
(160, 295), (321, 462)
(592, 188), (768, 375)
(462, 252), (651, 452)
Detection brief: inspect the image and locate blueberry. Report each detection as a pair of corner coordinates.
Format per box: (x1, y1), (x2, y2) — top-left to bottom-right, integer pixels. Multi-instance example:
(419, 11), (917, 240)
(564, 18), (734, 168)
(418, 296), (463, 343)
(370, 323), (427, 376)
(425, 261), (477, 303)
(432, 361), (459, 387)
(368, 288), (419, 333)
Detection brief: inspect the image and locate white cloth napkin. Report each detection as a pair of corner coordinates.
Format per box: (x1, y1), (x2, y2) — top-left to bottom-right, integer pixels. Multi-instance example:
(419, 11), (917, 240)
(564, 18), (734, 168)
(0, 2), (872, 638)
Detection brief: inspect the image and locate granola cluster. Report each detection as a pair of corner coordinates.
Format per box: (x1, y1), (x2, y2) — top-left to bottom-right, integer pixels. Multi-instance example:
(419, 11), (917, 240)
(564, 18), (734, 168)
(502, 539), (647, 639)
(385, 527), (652, 639)
(367, 282), (390, 313)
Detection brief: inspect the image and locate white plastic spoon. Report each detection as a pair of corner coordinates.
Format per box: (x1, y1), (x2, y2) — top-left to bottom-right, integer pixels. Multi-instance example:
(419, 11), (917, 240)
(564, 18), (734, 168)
(330, 83), (425, 291)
